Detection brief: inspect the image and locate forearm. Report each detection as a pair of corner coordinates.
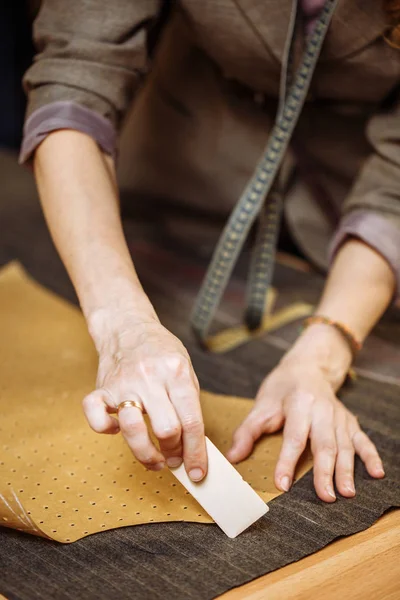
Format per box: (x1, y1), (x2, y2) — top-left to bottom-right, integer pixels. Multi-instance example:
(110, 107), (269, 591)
(34, 130), (158, 347)
(316, 238), (395, 340)
(283, 238), (396, 388)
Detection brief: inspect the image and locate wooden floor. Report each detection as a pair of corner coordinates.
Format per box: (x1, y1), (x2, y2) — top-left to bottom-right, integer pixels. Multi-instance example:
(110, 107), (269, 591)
(220, 509), (400, 600)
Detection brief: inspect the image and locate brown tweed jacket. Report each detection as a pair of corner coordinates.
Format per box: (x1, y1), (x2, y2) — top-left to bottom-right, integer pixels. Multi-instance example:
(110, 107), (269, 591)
(22, 1), (400, 287)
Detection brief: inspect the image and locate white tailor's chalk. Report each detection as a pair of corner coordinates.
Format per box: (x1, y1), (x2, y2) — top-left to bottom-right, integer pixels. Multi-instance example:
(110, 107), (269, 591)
(170, 437), (268, 538)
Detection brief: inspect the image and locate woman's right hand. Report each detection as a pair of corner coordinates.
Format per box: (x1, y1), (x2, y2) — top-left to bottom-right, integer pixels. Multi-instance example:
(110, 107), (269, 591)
(82, 312), (207, 482)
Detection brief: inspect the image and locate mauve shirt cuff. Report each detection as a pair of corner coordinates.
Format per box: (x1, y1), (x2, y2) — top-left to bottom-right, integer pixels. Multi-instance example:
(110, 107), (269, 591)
(19, 101), (117, 164)
(329, 210), (400, 300)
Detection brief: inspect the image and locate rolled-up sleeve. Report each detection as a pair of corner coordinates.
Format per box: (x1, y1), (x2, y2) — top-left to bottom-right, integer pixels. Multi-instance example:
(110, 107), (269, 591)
(329, 95), (400, 299)
(20, 0), (161, 163)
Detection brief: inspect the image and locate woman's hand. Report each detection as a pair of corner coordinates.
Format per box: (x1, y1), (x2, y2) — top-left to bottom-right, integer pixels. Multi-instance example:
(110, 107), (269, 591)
(227, 324), (385, 502)
(82, 311), (207, 482)
(34, 131), (206, 481)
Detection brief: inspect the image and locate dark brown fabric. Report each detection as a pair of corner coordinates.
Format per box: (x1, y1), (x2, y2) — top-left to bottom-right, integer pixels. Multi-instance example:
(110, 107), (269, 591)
(0, 382), (399, 600)
(0, 151), (399, 599)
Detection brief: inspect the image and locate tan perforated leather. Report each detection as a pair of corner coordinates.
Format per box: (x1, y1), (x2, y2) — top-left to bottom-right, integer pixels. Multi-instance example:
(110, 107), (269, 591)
(0, 263), (312, 542)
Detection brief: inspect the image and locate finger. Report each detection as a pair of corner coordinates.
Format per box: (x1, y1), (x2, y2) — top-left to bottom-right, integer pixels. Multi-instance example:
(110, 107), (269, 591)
(167, 377), (207, 482)
(334, 417), (355, 497)
(82, 391), (120, 434)
(141, 385), (183, 468)
(311, 404), (337, 502)
(227, 370), (286, 463)
(227, 405), (283, 464)
(274, 399), (311, 493)
(352, 429), (385, 478)
(118, 404), (165, 470)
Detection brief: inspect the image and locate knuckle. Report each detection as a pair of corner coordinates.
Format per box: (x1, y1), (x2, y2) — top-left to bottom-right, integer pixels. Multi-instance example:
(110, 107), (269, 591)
(352, 429), (366, 445)
(185, 446), (207, 465)
(253, 410), (282, 430)
(138, 357), (157, 378)
(154, 423), (181, 441)
(314, 461), (334, 475)
(166, 354), (190, 379)
(261, 411), (280, 426)
(364, 441), (378, 456)
(338, 442), (354, 454)
(286, 433), (306, 450)
(171, 381), (200, 403)
(320, 471), (334, 480)
(182, 416), (204, 436)
(140, 455), (160, 467)
(291, 390), (315, 407)
(82, 392), (98, 411)
(319, 441), (337, 456)
(127, 441), (159, 465)
(341, 466), (354, 478)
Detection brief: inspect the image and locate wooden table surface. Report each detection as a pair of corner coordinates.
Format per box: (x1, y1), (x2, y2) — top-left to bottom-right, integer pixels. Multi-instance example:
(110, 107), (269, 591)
(220, 509), (400, 600)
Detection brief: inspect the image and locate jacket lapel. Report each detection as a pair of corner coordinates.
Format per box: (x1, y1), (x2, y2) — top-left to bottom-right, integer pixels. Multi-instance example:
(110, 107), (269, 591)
(321, 0), (389, 60)
(234, 0), (297, 64)
(234, 0), (388, 64)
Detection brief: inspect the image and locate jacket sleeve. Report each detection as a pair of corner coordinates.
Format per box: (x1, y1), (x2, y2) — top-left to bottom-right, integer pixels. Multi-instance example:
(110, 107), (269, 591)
(20, 0), (162, 163)
(330, 93), (400, 298)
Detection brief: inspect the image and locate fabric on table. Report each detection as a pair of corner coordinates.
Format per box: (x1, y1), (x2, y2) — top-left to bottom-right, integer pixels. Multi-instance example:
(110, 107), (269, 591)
(0, 417), (399, 600)
(0, 262), (314, 542)
(0, 242), (399, 600)
(0, 152), (399, 599)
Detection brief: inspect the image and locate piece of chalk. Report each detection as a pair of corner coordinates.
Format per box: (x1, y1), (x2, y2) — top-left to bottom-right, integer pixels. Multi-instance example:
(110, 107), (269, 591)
(170, 437), (268, 538)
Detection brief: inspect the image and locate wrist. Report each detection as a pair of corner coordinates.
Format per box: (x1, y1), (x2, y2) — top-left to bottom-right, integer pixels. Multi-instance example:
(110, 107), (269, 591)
(281, 323), (353, 390)
(85, 285), (159, 353)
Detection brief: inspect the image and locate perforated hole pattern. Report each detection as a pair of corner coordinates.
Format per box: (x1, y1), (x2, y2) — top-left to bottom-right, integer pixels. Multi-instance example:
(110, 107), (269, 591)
(0, 264), (312, 543)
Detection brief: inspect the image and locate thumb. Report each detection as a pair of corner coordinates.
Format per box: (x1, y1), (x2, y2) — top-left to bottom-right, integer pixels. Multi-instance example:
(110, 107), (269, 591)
(227, 407), (283, 463)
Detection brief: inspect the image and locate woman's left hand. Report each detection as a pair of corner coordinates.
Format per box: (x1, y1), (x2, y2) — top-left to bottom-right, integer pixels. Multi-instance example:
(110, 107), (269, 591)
(226, 324), (385, 502)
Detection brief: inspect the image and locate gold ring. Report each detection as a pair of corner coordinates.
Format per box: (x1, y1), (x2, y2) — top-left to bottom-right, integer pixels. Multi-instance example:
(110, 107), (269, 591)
(117, 400), (146, 415)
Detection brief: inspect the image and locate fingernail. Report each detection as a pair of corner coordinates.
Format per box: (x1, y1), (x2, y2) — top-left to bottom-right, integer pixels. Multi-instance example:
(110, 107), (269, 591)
(166, 457), (183, 469)
(189, 468), (204, 482)
(344, 482), (355, 495)
(153, 462), (165, 472)
(326, 486), (336, 500)
(280, 476), (291, 492)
